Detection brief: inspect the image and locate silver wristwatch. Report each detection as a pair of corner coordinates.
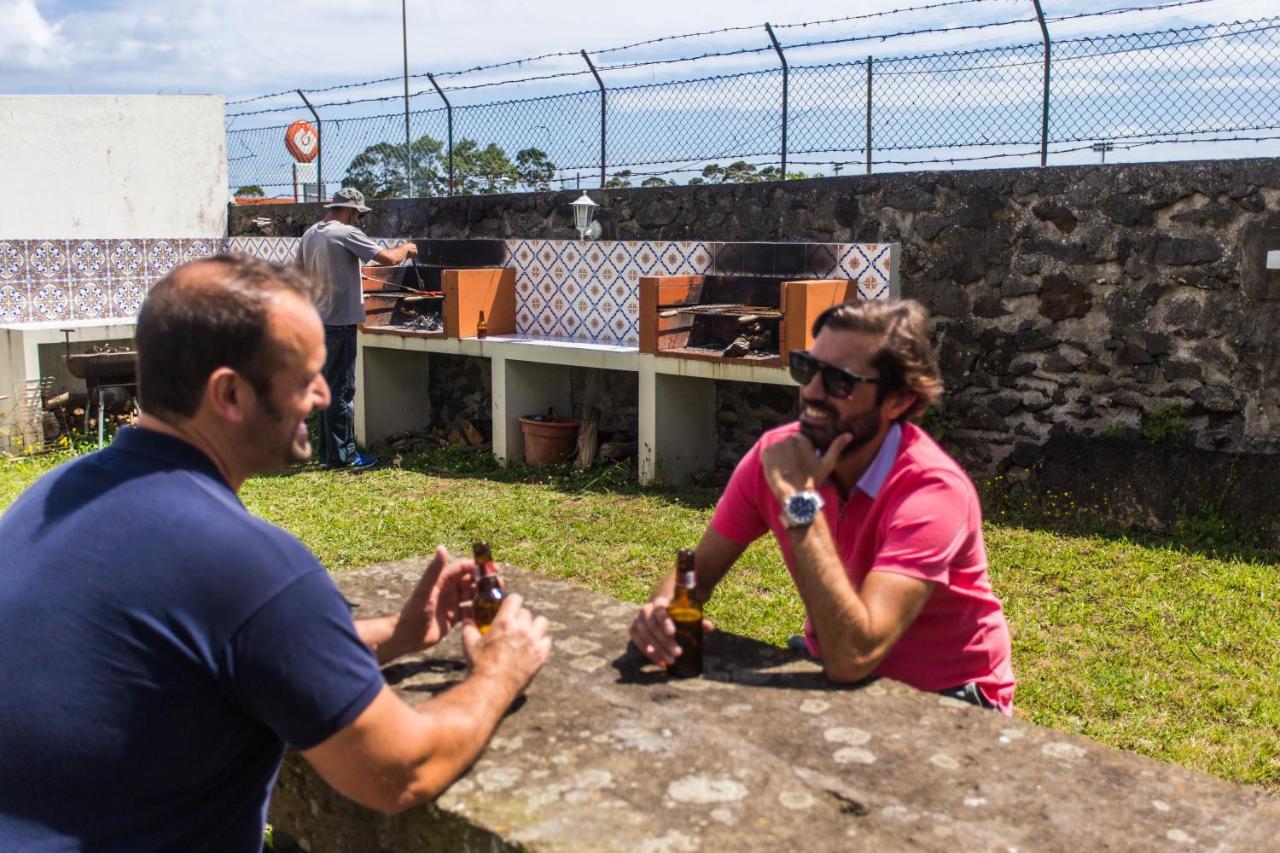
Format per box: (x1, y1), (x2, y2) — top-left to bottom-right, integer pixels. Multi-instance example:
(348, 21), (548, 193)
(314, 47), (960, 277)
(781, 490), (825, 528)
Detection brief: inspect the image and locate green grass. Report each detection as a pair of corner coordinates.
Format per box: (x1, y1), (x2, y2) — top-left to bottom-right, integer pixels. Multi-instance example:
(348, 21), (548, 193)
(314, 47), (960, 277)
(3, 445), (1277, 792)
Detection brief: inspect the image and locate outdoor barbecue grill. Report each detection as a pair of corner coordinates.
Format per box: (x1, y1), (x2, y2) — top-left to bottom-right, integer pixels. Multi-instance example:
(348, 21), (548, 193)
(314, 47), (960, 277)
(64, 345), (138, 447)
(362, 239), (514, 339)
(639, 274), (858, 365)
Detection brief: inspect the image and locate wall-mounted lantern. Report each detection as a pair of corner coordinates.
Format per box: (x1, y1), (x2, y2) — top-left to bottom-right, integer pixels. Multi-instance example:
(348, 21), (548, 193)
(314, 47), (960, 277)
(571, 193), (602, 241)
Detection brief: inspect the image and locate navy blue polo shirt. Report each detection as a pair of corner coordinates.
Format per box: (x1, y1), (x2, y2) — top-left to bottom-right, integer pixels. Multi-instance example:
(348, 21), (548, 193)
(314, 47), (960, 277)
(0, 427), (385, 851)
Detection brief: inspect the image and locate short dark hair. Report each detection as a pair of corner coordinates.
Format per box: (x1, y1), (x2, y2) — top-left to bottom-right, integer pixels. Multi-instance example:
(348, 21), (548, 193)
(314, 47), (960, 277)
(135, 255), (314, 421)
(811, 298), (944, 420)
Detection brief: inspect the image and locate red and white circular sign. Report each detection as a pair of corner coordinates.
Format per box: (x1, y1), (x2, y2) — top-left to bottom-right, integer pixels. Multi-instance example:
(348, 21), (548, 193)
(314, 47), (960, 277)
(284, 120), (319, 163)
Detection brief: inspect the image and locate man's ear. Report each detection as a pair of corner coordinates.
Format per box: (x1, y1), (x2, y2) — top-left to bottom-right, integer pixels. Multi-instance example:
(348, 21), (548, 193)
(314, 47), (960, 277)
(204, 367), (249, 424)
(883, 389), (917, 422)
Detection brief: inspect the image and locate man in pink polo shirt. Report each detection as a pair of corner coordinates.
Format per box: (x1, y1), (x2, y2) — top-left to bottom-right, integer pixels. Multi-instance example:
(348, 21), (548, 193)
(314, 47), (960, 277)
(630, 299), (1016, 713)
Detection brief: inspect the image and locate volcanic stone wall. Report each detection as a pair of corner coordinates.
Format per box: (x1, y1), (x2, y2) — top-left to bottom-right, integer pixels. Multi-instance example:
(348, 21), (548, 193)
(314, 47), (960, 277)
(232, 158), (1280, 538)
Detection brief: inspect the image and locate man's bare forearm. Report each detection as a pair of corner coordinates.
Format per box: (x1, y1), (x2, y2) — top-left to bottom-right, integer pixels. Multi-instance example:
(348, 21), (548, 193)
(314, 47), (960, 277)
(393, 667), (525, 810)
(786, 515), (878, 680)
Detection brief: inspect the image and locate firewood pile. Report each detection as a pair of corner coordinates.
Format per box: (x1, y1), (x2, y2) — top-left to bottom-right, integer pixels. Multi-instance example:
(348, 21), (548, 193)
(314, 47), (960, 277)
(662, 303), (781, 360)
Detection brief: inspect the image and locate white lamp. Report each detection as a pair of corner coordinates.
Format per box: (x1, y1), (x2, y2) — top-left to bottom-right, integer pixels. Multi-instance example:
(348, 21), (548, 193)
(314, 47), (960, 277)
(570, 193), (602, 241)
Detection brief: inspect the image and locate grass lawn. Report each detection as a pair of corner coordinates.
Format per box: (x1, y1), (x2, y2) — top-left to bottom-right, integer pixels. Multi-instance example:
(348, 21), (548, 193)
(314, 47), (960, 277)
(3, 444), (1276, 793)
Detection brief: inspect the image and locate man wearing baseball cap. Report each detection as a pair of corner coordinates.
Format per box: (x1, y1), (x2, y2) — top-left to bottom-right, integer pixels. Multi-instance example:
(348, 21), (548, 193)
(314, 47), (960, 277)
(297, 187), (418, 470)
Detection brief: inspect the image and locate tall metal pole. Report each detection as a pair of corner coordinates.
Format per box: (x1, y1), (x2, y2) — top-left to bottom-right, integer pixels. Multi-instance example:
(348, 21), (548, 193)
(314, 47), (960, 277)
(865, 56), (874, 175)
(427, 73), (453, 195)
(1031, 0), (1051, 167)
(765, 23), (789, 180)
(581, 50), (606, 189)
(297, 90), (323, 201)
(401, 0), (414, 196)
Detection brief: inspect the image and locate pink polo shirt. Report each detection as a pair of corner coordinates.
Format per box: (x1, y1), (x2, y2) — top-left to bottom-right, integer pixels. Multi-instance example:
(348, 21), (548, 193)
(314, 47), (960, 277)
(711, 421), (1016, 713)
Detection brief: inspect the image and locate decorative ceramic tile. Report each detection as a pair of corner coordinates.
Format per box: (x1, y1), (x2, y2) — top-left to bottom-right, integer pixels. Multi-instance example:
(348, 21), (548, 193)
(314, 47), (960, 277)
(146, 239), (181, 277)
(109, 240), (145, 278)
(0, 283), (27, 323)
(31, 282), (69, 321)
(181, 238), (219, 264)
(0, 241), (25, 282)
(0, 234), (894, 337)
(509, 239), (709, 342)
(71, 281), (110, 320)
(69, 240), (109, 278)
(112, 279), (147, 318)
(28, 240), (67, 279)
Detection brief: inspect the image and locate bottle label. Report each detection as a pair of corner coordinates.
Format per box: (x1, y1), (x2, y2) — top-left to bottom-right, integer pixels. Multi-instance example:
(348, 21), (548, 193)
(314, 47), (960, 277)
(679, 570), (695, 588)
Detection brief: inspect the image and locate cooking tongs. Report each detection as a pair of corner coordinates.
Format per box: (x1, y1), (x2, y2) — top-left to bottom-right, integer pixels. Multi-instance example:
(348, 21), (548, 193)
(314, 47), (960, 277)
(362, 258), (440, 297)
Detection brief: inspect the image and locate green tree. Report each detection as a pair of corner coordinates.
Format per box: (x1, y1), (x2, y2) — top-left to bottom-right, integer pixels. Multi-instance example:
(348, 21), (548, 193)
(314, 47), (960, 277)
(605, 170), (633, 189)
(452, 139), (519, 195)
(234, 185), (265, 197)
(641, 176), (674, 188)
(686, 161), (809, 186)
(514, 147), (556, 192)
(341, 135), (446, 199)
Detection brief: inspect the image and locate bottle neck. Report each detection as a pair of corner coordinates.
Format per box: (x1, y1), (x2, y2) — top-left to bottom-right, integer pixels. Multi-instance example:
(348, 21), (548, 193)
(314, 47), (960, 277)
(678, 569), (695, 589)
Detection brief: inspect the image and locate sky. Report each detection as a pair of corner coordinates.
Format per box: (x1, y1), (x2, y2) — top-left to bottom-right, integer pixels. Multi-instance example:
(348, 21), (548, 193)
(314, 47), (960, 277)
(3, 0), (1278, 181)
(2, 0), (1273, 99)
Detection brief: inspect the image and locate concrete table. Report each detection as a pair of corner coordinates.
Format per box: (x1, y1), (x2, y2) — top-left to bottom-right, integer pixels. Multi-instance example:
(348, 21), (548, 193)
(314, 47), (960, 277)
(270, 558), (1279, 851)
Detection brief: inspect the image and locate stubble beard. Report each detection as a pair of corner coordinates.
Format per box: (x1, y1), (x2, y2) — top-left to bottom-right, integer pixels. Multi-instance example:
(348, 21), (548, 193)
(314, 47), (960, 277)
(798, 399), (883, 458)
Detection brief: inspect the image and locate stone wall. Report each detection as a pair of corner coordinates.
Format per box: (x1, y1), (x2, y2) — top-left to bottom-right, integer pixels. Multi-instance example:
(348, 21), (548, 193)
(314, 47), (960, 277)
(426, 354), (488, 435)
(234, 158), (1280, 538)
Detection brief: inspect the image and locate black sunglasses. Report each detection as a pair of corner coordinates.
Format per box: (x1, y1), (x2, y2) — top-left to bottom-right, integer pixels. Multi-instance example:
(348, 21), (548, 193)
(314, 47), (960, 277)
(788, 350), (878, 399)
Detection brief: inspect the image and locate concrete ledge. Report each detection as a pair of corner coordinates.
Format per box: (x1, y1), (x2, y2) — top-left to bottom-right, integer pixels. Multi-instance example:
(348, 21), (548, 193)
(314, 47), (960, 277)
(271, 559), (1279, 852)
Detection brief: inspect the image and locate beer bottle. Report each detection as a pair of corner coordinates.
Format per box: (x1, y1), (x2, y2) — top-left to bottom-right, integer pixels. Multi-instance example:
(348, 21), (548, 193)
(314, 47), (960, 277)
(472, 541), (504, 634)
(667, 548), (703, 678)
(476, 310), (488, 339)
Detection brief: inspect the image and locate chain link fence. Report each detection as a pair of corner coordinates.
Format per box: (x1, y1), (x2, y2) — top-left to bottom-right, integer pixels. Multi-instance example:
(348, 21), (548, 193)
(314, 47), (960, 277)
(225, 14), (1280, 198)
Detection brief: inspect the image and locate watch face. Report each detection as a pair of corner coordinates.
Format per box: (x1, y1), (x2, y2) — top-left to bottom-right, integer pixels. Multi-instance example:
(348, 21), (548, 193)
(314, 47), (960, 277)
(787, 494), (818, 524)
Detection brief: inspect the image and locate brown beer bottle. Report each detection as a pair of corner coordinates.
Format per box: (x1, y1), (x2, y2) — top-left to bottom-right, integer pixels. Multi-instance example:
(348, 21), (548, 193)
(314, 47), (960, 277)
(667, 548), (703, 678)
(472, 541), (504, 634)
(476, 310), (488, 339)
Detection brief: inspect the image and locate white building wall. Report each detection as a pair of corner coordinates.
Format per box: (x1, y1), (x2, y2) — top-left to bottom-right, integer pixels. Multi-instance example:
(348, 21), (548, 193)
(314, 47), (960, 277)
(0, 95), (227, 239)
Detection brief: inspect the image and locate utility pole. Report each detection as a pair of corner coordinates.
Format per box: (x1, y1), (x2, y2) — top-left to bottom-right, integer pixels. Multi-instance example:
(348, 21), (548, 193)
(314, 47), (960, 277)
(401, 0), (413, 196)
(833, 163), (843, 177)
(1091, 141), (1115, 163)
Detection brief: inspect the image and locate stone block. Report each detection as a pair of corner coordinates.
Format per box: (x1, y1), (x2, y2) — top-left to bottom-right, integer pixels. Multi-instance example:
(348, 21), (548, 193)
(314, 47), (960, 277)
(269, 559), (1280, 852)
(1154, 237), (1222, 267)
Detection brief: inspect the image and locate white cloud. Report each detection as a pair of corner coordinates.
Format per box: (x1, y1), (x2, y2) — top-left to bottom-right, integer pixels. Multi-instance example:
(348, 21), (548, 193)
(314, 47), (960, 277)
(0, 0), (67, 70)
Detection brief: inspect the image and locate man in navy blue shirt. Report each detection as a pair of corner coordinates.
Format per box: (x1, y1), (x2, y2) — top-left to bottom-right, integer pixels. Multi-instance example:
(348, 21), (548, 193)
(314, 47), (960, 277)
(0, 255), (551, 850)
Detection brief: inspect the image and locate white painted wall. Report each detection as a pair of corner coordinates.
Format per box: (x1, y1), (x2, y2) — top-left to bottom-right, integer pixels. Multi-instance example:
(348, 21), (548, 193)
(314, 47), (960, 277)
(0, 96), (227, 238)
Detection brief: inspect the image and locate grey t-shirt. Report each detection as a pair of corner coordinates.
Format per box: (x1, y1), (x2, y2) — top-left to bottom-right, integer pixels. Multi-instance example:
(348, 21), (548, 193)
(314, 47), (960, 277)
(297, 220), (382, 326)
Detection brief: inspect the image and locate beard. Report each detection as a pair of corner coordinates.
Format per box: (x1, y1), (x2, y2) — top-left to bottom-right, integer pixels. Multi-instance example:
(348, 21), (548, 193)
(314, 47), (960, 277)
(253, 394), (312, 467)
(798, 398), (882, 457)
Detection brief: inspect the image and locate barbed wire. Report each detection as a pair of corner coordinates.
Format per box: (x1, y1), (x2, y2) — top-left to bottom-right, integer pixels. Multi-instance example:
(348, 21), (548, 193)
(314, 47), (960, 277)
(234, 127), (1280, 191)
(226, 12), (1280, 193)
(225, 0), (1024, 105)
(226, 0), (1226, 114)
(589, 0), (1224, 74)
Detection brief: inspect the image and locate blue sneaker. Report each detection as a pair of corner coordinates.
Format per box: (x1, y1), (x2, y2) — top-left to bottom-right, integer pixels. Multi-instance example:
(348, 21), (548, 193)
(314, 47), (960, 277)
(349, 453), (379, 471)
(326, 453), (378, 471)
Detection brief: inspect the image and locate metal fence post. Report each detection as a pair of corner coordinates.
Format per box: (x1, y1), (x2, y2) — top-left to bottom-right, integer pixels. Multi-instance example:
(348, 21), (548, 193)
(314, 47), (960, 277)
(400, 0), (413, 197)
(765, 23), (789, 179)
(865, 56), (873, 175)
(427, 73), (453, 195)
(581, 50), (606, 189)
(296, 90), (323, 200)
(1031, 0), (1051, 167)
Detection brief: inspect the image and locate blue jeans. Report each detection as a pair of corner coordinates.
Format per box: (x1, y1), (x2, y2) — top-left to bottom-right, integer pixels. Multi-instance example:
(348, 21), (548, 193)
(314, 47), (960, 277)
(318, 325), (358, 467)
(936, 681), (996, 711)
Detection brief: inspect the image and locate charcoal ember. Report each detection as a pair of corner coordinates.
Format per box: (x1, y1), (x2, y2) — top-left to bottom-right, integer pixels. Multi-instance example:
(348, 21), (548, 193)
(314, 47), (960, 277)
(399, 313), (443, 332)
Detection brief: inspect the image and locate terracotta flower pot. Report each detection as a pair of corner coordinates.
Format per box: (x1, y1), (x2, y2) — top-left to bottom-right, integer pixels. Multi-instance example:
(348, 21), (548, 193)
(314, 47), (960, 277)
(519, 417), (580, 466)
